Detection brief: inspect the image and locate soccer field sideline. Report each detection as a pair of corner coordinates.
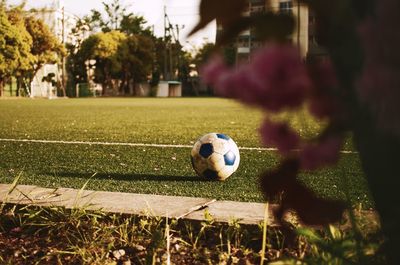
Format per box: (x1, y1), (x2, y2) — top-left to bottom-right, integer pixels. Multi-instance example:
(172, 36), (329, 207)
(0, 138), (358, 154)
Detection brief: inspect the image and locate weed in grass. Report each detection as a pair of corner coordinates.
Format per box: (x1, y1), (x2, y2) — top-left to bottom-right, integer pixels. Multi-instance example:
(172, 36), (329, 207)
(260, 202), (269, 265)
(0, 172), (23, 213)
(0, 98), (384, 263)
(0, 202), (386, 264)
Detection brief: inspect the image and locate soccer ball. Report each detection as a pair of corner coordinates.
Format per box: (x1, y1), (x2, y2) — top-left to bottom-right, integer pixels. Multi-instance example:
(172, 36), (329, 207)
(191, 133), (240, 181)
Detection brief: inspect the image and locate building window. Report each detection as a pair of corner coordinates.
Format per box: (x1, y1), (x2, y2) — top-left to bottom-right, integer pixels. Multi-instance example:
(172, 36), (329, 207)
(309, 35), (317, 44)
(279, 1), (293, 14)
(250, 6), (265, 14)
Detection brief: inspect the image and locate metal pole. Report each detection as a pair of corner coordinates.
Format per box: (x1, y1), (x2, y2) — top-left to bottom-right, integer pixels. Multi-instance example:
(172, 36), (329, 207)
(297, 0), (301, 52)
(61, 5), (67, 97)
(76, 83), (79, 98)
(163, 5), (168, 81)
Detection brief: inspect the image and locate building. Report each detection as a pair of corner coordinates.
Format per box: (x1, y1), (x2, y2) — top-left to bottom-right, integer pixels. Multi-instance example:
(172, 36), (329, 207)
(307, 9), (328, 60)
(235, 0), (267, 62)
(220, 0), (320, 63)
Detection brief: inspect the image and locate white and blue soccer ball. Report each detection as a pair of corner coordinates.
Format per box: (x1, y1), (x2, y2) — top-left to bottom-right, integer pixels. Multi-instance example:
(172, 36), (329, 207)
(191, 133), (240, 181)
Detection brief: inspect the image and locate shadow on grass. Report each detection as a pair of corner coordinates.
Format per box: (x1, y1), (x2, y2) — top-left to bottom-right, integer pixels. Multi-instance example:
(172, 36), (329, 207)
(43, 172), (205, 182)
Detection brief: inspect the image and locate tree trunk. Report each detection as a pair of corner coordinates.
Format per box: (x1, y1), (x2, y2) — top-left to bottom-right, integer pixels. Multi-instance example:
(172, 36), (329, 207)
(60, 58), (67, 97)
(354, 111), (400, 264)
(16, 77), (21, 97)
(8, 77), (12, 96)
(59, 80), (67, 97)
(102, 66), (111, 96)
(124, 76), (129, 95)
(119, 78), (126, 95)
(101, 81), (107, 96)
(0, 79), (4, 97)
(130, 77), (136, 96)
(129, 79), (135, 96)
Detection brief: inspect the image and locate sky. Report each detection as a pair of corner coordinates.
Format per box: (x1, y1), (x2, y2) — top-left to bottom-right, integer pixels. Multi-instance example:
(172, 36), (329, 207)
(7, 0), (216, 50)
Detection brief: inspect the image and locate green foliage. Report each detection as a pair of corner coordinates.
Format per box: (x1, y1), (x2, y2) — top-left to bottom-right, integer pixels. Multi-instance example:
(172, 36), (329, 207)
(85, 0), (151, 36)
(0, 7), (32, 80)
(77, 30), (125, 94)
(120, 14), (152, 36)
(66, 0), (158, 96)
(24, 16), (65, 67)
(116, 34), (155, 93)
(193, 42), (216, 68)
(0, 8), (16, 78)
(91, 31), (126, 59)
(66, 0), (190, 96)
(287, 225), (383, 265)
(4, 7), (34, 73)
(76, 30), (154, 95)
(0, 4), (63, 96)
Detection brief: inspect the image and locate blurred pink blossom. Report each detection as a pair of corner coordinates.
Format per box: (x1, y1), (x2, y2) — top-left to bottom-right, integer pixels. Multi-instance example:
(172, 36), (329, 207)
(357, 0), (400, 136)
(202, 45), (312, 112)
(201, 56), (229, 86)
(299, 137), (343, 170)
(259, 119), (300, 155)
(202, 44), (347, 170)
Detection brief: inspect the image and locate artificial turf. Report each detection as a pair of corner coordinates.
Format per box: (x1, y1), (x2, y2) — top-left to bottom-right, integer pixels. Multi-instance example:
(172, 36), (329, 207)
(0, 98), (372, 207)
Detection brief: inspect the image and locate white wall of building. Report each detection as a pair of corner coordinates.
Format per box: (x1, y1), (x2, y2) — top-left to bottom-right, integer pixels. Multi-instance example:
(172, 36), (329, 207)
(30, 64), (59, 98)
(30, 0), (80, 98)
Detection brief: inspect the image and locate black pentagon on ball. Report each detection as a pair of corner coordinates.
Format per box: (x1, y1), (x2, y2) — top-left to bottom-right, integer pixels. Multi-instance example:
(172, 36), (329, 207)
(199, 143), (213, 158)
(203, 169), (219, 180)
(216, 133), (230, 140)
(224, 151), (236, 166)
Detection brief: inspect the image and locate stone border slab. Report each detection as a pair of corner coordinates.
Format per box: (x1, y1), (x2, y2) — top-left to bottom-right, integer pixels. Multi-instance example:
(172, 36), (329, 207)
(0, 184), (275, 225)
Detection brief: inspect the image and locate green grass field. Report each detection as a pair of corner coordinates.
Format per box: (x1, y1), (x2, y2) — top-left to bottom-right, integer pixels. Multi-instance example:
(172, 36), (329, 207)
(0, 98), (372, 207)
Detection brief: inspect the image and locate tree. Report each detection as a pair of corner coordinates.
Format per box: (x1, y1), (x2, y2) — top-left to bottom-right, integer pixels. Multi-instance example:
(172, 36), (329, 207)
(0, 7), (15, 96)
(193, 42), (215, 68)
(66, 0), (157, 96)
(92, 0), (126, 32)
(65, 16), (94, 96)
(120, 14), (152, 36)
(87, 0), (152, 35)
(116, 34), (154, 95)
(0, 2), (65, 97)
(77, 30), (126, 95)
(76, 30), (155, 96)
(0, 5), (33, 97)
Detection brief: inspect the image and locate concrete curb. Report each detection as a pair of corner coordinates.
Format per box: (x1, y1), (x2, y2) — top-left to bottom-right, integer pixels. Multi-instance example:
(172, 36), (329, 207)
(0, 184), (278, 225)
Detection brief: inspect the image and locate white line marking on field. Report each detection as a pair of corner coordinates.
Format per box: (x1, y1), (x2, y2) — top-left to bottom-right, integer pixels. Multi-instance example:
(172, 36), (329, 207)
(0, 138), (358, 154)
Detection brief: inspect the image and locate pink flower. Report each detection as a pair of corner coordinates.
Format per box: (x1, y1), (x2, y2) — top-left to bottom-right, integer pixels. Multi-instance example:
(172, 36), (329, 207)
(201, 45), (312, 112)
(246, 45), (312, 111)
(200, 56), (229, 86)
(260, 119), (300, 155)
(299, 137), (343, 170)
